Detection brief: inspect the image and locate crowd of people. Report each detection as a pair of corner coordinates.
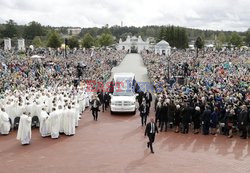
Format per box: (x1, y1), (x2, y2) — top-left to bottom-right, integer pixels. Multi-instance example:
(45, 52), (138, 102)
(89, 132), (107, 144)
(141, 49), (250, 139)
(0, 49), (126, 93)
(0, 48), (126, 144)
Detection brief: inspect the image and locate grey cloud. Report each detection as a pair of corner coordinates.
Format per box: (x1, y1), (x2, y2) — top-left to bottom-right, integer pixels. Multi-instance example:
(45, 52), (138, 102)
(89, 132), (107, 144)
(0, 0), (249, 31)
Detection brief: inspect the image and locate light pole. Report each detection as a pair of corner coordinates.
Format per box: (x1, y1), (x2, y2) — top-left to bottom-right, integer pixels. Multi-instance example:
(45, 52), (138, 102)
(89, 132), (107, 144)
(167, 54), (170, 82)
(166, 49), (175, 82)
(64, 38), (68, 59)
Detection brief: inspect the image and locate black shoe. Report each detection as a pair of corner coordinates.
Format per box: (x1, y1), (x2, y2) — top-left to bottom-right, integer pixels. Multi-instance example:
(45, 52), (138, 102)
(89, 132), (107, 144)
(147, 142), (149, 148)
(151, 151), (154, 154)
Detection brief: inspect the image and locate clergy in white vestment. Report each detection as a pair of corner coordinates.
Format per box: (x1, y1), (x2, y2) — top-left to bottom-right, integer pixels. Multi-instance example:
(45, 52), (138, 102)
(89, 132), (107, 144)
(59, 104), (66, 133)
(16, 112), (32, 145)
(63, 105), (75, 136)
(16, 103), (25, 118)
(84, 92), (90, 107)
(72, 102), (80, 127)
(5, 101), (15, 124)
(78, 92), (86, 114)
(35, 102), (44, 118)
(39, 108), (50, 137)
(49, 107), (61, 139)
(25, 102), (36, 117)
(0, 108), (11, 135)
(46, 95), (53, 113)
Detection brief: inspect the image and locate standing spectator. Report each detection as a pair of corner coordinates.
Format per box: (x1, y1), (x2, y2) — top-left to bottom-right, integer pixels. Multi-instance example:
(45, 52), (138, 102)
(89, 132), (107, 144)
(238, 105), (248, 139)
(193, 106), (201, 134)
(174, 105), (182, 133)
(202, 105), (212, 135)
(160, 101), (168, 132)
(226, 109), (235, 138)
(210, 107), (219, 135)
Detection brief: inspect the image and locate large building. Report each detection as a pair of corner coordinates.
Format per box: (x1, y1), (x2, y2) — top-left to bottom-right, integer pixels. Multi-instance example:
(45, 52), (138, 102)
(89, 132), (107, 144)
(67, 28), (82, 35)
(117, 36), (150, 53)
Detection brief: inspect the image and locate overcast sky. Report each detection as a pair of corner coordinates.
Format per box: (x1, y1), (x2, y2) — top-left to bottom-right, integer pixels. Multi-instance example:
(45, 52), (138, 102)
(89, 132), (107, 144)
(0, 0), (249, 31)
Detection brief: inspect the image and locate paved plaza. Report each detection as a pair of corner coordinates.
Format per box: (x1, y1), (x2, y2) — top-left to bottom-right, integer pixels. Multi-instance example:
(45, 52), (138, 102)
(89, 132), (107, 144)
(0, 54), (249, 173)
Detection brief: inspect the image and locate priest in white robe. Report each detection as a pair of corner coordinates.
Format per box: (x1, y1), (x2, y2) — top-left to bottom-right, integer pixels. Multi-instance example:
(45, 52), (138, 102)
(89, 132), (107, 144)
(72, 102), (80, 127)
(49, 107), (61, 139)
(59, 104), (66, 133)
(0, 108), (11, 135)
(5, 101), (15, 125)
(63, 105), (75, 135)
(16, 112), (32, 145)
(39, 108), (50, 137)
(84, 92), (90, 107)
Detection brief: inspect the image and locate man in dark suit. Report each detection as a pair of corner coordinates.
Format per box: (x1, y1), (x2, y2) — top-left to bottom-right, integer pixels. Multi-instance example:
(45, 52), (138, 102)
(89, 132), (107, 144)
(145, 118), (159, 153)
(90, 95), (101, 121)
(182, 102), (192, 134)
(144, 91), (152, 109)
(201, 105), (212, 135)
(238, 105), (248, 139)
(97, 90), (104, 112)
(103, 92), (110, 112)
(138, 91), (144, 107)
(139, 100), (149, 126)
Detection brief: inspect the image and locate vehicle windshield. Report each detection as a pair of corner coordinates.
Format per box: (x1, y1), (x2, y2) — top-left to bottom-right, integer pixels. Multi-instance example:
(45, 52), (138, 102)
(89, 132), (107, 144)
(113, 90), (134, 96)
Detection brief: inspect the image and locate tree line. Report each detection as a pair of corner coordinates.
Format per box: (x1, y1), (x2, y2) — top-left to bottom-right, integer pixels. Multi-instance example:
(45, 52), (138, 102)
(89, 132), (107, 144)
(0, 19), (250, 49)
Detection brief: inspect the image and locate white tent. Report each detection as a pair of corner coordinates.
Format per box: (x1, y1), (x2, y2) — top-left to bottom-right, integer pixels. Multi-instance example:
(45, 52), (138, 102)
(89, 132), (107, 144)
(155, 40), (171, 56)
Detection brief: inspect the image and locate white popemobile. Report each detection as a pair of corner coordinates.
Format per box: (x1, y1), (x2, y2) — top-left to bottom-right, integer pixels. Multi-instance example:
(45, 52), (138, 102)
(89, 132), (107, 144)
(110, 73), (138, 114)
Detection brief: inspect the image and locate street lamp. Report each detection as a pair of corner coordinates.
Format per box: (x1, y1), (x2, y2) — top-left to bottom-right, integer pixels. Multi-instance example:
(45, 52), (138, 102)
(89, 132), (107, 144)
(64, 38), (68, 58)
(166, 49), (176, 82)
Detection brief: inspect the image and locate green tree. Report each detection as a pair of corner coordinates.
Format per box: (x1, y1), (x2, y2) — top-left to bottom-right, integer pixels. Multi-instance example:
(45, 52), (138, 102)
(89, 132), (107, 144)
(47, 31), (62, 48)
(98, 33), (114, 47)
(23, 21), (45, 40)
(2, 19), (17, 38)
(32, 36), (43, 48)
(230, 32), (243, 47)
(68, 36), (79, 49)
(216, 32), (227, 49)
(244, 31), (250, 47)
(81, 33), (95, 48)
(195, 37), (204, 58)
(158, 26), (165, 42)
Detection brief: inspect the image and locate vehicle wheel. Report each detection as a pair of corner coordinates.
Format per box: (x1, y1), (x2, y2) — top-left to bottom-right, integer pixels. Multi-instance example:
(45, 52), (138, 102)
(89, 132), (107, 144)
(111, 110), (114, 114)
